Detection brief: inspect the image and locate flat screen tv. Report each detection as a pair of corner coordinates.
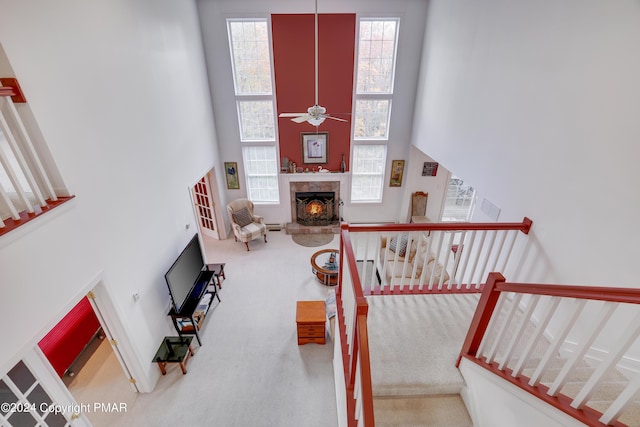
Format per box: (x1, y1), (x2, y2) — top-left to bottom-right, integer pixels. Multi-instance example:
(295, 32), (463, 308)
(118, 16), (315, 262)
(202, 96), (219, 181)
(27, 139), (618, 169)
(165, 234), (205, 313)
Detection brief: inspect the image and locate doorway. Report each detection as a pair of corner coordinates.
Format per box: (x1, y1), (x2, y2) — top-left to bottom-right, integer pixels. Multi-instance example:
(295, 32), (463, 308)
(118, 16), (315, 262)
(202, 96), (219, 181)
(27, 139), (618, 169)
(36, 281), (141, 424)
(191, 169), (225, 240)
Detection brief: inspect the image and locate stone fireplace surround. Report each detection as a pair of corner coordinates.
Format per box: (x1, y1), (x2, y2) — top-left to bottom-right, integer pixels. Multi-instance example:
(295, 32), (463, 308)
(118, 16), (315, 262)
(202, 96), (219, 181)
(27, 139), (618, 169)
(286, 180), (341, 234)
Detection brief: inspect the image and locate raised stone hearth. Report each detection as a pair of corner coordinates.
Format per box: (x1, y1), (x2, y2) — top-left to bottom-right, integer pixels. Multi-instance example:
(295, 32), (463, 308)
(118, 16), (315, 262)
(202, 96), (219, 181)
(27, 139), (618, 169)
(285, 222), (340, 235)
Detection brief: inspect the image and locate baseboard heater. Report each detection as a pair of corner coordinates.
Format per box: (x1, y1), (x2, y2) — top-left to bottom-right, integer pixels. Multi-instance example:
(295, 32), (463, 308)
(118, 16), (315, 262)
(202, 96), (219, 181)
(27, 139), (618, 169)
(266, 223), (284, 231)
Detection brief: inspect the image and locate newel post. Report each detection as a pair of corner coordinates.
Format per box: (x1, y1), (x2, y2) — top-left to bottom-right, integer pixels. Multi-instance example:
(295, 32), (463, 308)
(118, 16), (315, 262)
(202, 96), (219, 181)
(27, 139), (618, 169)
(457, 272), (505, 366)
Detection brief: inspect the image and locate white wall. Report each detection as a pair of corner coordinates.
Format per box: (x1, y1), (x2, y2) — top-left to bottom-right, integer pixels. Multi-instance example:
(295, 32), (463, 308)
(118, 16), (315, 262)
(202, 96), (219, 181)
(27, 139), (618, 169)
(400, 145), (450, 222)
(196, 0), (429, 224)
(413, 0), (640, 287)
(414, 0), (640, 389)
(460, 359), (586, 427)
(0, 0), (222, 388)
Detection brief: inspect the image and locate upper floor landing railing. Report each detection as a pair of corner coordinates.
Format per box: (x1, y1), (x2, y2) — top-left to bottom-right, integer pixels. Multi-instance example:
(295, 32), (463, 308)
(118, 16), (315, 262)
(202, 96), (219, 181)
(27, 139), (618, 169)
(345, 218), (532, 295)
(0, 78), (73, 236)
(336, 218), (533, 426)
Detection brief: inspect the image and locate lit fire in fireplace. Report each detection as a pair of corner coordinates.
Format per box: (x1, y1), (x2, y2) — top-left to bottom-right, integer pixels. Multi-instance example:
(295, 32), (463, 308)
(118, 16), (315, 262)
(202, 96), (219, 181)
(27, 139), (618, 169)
(306, 200), (325, 216)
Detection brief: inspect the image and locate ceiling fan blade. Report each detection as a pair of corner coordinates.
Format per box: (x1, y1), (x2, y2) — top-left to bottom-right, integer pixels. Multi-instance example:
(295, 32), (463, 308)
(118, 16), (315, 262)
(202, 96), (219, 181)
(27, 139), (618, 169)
(324, 115), (349, 122)
(292, 115), (311, 123)
(279, 113), (306, 117)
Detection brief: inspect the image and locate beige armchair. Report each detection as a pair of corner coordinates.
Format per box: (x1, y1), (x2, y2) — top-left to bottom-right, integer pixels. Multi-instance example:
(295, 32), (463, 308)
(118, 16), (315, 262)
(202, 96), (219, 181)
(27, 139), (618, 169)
(226, 199), (267, 251)
(379, 234), (449, 286)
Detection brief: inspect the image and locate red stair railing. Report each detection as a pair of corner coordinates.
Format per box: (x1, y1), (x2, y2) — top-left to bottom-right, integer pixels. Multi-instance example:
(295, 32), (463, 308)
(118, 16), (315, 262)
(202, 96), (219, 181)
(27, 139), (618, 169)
(458, 272), (640, 427)
(336, 218), (533, 426)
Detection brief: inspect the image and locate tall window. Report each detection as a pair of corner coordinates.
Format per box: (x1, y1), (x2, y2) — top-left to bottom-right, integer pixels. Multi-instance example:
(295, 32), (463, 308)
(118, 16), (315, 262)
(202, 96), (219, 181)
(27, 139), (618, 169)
(227, 19), (275, 142)
(353, 19), (399, 140)
(242, 146), (279, 203)
(350, 18), (399, 202)
(227, 19), (279, 203)
(350, 145), (386, 202)
(442, 176), (476, 222)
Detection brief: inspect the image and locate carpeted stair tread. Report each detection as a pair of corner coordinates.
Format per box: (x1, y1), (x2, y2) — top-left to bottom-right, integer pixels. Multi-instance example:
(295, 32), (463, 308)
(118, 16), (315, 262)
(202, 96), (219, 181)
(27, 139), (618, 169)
(588, 400), (640, 427)
(367, 293), (479, 397)
(522, 365), (602, 385)
(373, 394), (473, 427)
(559, 380), (627, 402)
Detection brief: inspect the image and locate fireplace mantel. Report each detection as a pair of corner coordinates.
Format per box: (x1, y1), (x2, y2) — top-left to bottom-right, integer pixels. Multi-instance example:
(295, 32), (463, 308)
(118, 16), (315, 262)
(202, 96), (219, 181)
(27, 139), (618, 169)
(280, 172), (349, 181)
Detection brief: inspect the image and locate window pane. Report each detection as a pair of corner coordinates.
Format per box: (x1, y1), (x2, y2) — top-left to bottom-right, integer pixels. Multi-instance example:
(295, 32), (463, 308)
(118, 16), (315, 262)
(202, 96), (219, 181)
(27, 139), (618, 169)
(357, 19), (398, 94)
(351, 145), (386, 202)
(237, 100), (275, 141)
(354, 99), (390, 139)
(242, 146), (279, 203)
(228, 20), (272, 95)
(442, 177), (476, 221)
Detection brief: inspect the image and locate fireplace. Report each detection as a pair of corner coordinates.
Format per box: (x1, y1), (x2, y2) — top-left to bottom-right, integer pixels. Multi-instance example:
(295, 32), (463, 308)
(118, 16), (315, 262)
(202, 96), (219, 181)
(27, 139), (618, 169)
(295, 192), (337, 226)
(288, 180), (341, 232)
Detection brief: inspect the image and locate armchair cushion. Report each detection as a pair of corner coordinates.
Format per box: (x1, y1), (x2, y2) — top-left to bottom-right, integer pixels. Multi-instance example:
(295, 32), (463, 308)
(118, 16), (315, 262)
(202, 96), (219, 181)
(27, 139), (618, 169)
(232, 207), (253, 227)
(388, 234), (409, 257)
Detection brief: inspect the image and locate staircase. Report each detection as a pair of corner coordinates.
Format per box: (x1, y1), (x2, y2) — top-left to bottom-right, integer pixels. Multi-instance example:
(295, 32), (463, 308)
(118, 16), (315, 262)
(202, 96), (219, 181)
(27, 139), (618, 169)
(367, 294), (477, 426)
(367, 292), (640, 427)
(335, 220), (640, 427)
(521, 358), (640, 426)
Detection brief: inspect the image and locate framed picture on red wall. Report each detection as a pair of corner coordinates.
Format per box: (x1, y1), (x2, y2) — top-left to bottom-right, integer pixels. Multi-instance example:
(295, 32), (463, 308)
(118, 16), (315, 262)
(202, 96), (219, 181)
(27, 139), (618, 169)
(302, 132), (328, 164)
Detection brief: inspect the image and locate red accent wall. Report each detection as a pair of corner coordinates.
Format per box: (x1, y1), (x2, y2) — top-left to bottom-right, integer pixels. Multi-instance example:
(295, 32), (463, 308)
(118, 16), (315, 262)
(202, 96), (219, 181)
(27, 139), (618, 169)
(272, 14), (355, 171)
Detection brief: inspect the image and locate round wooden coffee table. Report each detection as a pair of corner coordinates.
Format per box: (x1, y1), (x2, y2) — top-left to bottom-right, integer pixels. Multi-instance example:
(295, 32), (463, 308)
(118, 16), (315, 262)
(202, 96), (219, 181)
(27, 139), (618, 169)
(311, 249), (339, 286)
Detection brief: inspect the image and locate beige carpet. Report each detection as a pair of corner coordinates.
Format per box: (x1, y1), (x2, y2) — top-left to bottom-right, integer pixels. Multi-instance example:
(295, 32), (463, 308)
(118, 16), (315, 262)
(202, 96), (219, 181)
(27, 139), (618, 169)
(373, 395), (473, 427)
(69, 231), (338, 427)
(367, 293), (480, 396)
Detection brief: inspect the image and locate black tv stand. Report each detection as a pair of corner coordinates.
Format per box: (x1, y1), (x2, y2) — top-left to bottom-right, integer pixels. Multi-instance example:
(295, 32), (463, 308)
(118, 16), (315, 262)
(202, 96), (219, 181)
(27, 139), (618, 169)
(168, 270), (220, 346)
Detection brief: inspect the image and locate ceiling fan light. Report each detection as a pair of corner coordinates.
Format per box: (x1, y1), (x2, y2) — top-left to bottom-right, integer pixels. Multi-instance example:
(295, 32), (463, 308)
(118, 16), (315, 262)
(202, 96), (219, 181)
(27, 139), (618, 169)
(308, 117), (326, 126)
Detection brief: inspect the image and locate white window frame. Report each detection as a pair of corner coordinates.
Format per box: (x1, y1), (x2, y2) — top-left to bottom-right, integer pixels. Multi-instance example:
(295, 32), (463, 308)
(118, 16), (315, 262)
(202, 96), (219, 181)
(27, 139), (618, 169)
(441, 175), (476, 222)
(227, 18), (280, 204)
(227, 18), (277, 143)
(353, 18), (400, 141)
(350, 144), (387, 203)
(241, 145), (280, 204)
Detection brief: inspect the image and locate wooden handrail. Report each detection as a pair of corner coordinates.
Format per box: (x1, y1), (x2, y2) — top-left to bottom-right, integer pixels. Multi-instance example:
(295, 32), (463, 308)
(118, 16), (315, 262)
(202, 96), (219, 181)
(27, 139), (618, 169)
(457, 272), (640, 427)
(458, 274), (640, 368)
(337, 218), (535, 426)
(495, 282), (640, 305)
(356, 313), (374, 425)
(0, 77), (27, 103)
(341, 223), (367, 300)
(339, 223), (375, 426)
(346, 216), (532, 234)
(457, 272), (505, 367)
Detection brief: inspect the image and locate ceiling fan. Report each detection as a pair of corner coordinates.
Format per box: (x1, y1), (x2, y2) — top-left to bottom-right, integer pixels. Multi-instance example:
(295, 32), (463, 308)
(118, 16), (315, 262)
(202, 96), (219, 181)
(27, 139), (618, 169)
(278, 0), (348, 126)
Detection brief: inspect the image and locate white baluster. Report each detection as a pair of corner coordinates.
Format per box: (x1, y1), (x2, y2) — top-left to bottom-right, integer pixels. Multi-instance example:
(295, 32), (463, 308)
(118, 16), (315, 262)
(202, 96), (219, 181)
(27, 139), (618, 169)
(512, 297), (561, 377)
(571, 311), (640, 409)
(547, 302), (616, 396)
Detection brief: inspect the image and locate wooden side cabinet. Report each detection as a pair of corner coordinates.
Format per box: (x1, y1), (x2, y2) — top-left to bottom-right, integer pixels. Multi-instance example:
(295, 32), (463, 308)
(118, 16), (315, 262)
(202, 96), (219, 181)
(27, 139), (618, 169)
(296, 301), (326, 345)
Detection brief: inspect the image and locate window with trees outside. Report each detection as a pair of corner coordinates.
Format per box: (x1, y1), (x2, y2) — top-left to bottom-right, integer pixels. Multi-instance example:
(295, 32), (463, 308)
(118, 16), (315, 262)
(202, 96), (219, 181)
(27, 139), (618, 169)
(241, 146), (279, 204)
(351, 18), (399, 203)
(227, 19), (279, 203)
(353, 18), (399, 140)
(441, 176), (476, 221)
(350, 145), (387, 202)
